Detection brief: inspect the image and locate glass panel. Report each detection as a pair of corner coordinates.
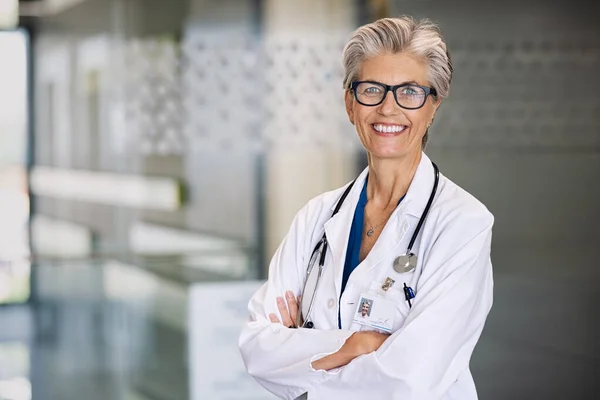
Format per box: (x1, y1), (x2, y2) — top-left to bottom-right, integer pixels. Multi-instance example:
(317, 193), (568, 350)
(0, 30), (30, 304)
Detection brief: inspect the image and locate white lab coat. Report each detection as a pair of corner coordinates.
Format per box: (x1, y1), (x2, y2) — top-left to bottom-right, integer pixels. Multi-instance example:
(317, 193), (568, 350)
(239, 153), (494, 400)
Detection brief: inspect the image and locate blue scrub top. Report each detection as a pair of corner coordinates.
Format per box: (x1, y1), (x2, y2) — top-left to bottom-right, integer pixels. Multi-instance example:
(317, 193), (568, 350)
(340, 179), (368, 297)
(338, 177), (404, 328)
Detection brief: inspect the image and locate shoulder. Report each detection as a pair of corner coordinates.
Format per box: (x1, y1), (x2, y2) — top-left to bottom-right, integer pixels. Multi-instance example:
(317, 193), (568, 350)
(282, 180), (356, 263)
(294, 180), (355, 228)
(431, 173), (494, 242)
(419, 174), (494, 276)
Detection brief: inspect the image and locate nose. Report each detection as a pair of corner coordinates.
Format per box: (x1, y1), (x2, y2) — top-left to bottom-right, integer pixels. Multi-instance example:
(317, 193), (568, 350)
(377, 89), (401, 115)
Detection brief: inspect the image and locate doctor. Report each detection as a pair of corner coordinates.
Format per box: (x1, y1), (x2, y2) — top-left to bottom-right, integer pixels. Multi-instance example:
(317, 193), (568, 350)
(239, 16), (494, 400)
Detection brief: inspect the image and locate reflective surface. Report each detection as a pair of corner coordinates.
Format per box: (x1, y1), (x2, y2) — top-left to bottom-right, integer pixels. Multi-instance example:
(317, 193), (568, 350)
(0, 256), (270, 400)
(0, 30), (30, 305)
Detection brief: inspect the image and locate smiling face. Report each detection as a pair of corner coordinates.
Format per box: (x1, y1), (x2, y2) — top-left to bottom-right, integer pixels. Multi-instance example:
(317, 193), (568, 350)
(345, 52), (441, 161)
(361, 301), (370, 316)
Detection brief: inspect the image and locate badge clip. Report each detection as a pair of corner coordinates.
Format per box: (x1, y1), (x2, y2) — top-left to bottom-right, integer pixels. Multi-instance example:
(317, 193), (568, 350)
(381, 277), (395, 292)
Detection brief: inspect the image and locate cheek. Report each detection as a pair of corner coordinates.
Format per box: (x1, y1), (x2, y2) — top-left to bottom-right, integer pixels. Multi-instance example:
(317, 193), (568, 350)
(407, 109), (434, 130)
(421, 104), (438, 123)
(355, 109), (374, 129)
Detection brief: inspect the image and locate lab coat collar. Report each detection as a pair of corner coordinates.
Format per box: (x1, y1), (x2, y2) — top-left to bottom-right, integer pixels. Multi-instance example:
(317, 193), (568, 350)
(403, 152), (437, 218)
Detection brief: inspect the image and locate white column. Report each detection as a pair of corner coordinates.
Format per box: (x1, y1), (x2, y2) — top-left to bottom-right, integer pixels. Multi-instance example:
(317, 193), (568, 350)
(262, 0), (360, 264)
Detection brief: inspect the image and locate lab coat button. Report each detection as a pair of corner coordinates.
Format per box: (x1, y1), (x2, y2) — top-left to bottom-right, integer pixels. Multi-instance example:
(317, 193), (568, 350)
(327, 298), (335, 309)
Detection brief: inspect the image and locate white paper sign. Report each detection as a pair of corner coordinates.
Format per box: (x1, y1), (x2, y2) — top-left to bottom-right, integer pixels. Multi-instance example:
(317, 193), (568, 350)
(189, 281), (276, 400)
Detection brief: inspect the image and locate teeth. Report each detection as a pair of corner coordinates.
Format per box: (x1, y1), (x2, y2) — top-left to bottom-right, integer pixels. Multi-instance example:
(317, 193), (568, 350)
(374, 124), (405, 133)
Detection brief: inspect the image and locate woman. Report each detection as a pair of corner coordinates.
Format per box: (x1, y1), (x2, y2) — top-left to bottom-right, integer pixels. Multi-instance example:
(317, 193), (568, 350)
(239, 16), (494, 400)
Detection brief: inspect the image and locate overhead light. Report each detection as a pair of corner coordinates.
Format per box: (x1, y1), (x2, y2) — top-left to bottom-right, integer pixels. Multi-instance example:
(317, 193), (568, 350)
(19, 0), (89, 18)
(29, 167), (183, 211)
(0, 0), (18, 29)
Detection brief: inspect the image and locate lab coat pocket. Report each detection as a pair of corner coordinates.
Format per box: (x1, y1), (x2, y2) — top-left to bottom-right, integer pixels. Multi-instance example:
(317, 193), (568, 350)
(386, 286), (412, 332)
(366, 278), (412, 333)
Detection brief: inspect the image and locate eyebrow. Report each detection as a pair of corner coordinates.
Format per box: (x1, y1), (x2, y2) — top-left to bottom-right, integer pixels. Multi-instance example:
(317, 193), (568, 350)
(363, 79), (422, 86)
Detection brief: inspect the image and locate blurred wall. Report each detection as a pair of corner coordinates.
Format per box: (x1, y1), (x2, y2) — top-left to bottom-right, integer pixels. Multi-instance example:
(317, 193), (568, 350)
(389, 0), (600, 398)
(32, 0), (262, 259)
(30, 0), (365, 277)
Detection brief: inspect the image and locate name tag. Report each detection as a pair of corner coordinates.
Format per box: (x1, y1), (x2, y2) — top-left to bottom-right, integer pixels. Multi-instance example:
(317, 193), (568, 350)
(352, 292), (396, 333)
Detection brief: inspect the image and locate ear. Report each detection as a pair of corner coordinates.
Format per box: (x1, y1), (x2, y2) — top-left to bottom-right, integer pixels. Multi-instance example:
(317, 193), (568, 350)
(344, 90), (355, 125)
(428, 98), (443, 125)
(431, 97), (443, 114)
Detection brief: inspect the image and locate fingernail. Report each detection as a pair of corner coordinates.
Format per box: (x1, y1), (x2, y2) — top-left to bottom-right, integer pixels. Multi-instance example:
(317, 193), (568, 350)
(277, 297), (284, 304)
(286, 291), (294, 298)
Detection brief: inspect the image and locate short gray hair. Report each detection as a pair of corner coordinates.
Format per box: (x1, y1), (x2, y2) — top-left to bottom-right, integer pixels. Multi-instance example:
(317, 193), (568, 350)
(342, 16), (453, 147)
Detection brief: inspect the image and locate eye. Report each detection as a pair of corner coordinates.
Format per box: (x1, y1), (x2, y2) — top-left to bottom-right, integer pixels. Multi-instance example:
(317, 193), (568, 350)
(400, 86), (419, 96)
(362, 85), (382, 95)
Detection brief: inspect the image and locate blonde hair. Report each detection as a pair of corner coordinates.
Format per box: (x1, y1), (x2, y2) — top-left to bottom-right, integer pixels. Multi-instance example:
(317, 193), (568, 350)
(342, 16), (453, 146)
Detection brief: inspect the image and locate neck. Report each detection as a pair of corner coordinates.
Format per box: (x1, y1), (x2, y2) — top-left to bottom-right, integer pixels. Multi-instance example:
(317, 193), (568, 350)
(366, 151), (422, 210)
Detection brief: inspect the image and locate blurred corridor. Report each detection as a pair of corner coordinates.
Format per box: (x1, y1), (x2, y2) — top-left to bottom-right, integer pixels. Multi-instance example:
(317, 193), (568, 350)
(0, 0), (599, 399)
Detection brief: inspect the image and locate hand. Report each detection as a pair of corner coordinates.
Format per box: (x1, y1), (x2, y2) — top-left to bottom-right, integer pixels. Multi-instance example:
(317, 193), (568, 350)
(268, 290), (389, 370)
(269, 290), (302, 328)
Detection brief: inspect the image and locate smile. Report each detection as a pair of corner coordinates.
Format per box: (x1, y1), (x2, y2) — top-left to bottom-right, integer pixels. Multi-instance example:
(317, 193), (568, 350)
(372, 124), (407, 134)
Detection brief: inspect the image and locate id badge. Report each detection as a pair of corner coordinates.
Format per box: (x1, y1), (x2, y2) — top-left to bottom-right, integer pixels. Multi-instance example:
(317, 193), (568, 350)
(352, 293), (397, 333)
(352, 277), (399, 333)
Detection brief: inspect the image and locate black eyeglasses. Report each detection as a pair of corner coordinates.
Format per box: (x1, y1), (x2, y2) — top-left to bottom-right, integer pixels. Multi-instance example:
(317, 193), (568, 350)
(351, 81), (437, 110)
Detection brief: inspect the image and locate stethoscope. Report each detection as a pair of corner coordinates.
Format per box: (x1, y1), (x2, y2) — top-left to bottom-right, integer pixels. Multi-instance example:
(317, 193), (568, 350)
(298, 161), (440, 329)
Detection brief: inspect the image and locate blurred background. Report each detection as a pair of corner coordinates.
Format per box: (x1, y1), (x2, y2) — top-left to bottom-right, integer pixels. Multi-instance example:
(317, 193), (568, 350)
(0, 0), (599, 399)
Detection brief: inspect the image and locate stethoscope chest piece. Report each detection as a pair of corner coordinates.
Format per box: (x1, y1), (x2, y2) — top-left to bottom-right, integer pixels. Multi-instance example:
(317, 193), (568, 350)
(393, 253), (417, 274)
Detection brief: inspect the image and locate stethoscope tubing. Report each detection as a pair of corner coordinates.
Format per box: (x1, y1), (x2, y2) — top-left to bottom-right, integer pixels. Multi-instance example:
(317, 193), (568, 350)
(300, 161), (439, 328)
(406, 162), (439, 254)
(299, 239), (325, 328)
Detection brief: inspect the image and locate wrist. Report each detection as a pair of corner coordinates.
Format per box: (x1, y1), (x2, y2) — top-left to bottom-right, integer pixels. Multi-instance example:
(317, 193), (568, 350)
(345, 332), (367, 358)
(311, 333), (363, 371)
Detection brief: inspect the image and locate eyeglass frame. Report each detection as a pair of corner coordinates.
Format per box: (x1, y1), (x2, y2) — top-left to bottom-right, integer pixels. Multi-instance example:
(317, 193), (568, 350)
(350, 80), (438, 110)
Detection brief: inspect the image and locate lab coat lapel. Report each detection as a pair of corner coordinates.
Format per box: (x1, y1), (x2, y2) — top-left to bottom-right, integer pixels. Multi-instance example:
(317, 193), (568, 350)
(359, 204), (410, 276)
(404, 152), (437, 218)
(357, 153), (436, 275)
(324, 168), (369, 299)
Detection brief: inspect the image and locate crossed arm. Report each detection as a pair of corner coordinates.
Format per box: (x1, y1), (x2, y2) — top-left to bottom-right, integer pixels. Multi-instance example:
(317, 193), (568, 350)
(240, 202), (494, 399)
(269, 290), (389, 371)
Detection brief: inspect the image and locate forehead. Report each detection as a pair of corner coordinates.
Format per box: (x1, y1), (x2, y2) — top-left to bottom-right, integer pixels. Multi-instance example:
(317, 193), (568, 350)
(359, 52), (429, 85)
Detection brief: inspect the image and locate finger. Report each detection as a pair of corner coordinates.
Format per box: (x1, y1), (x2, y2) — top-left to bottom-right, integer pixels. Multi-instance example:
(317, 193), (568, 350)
(276, 297), (293, 327)
(269, 313), (280, 323)
(296, 295), (303, 325)
(286, 291), (298, 327)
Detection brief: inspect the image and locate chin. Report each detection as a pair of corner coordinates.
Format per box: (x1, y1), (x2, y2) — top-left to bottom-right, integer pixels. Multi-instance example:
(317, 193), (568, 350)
(368, 145), (408, 160)
(367, 139), (423, 161)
